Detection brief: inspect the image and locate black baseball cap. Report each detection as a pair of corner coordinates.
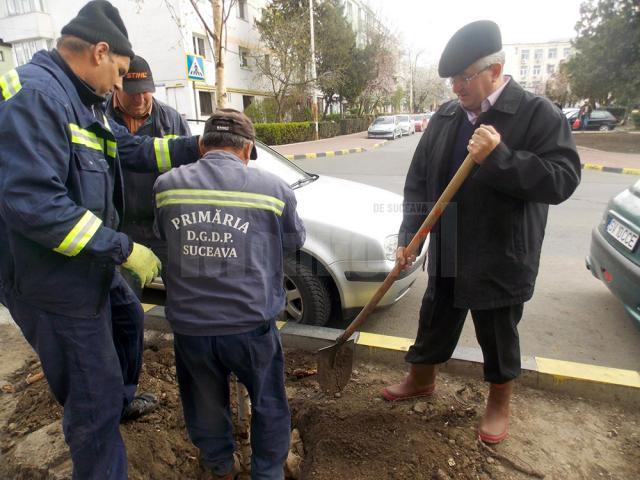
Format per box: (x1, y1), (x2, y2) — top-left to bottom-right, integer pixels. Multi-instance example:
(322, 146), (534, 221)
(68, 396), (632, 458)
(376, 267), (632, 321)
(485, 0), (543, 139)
(204, 108), (258, 160)
(123, 55), (155, 94)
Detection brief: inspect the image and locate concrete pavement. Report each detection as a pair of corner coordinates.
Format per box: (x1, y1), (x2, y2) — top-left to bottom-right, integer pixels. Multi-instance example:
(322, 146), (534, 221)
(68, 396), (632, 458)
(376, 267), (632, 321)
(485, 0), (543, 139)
(272, 130), (640, 175)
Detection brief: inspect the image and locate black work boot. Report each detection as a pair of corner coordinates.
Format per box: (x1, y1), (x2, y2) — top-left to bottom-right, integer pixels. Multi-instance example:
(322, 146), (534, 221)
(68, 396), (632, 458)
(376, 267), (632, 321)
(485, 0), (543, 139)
(120, 392), (159, 423)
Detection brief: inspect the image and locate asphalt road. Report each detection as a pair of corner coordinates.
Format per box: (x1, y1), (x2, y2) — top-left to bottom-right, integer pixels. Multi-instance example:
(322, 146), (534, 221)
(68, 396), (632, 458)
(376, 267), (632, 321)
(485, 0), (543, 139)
(292, 133), (640, 371)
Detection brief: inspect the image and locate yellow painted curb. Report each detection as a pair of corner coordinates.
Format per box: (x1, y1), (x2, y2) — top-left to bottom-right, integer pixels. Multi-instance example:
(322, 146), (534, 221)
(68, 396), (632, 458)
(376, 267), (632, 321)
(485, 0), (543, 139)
(325, 151), (335, 157)
(356, 331), (413, 352)
(285, 154), (294, 160)
(536, 357), (640, 388)
(622, 167), (640, 175)
(583, 164), (604, 171)
(306, 153), (317, 159)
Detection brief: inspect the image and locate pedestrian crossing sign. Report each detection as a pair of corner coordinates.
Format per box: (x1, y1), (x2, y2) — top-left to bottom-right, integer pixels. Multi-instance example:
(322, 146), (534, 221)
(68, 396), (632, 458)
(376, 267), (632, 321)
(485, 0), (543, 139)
(186, 54), (205, 82)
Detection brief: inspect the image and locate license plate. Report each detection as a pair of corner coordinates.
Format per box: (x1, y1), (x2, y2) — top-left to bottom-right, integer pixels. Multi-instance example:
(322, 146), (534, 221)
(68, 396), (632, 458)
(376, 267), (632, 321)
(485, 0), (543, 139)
(606, 217), (639, 252)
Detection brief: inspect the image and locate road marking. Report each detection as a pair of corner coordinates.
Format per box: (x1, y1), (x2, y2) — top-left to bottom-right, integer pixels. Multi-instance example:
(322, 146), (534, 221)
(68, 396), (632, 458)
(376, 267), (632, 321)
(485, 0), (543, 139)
(356, 331), (413, 351)
(536, 357), (640, 388)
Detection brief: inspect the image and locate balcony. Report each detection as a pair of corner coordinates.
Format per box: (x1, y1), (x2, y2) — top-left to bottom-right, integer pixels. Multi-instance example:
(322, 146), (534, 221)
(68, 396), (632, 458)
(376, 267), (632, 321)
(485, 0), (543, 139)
(0, 11), (55, 43)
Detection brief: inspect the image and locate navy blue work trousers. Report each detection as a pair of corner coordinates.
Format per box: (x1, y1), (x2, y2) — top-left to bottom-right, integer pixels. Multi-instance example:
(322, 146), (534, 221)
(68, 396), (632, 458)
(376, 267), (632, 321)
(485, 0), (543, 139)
(174, 319), (290, 480)
(5, 272), (144, 480)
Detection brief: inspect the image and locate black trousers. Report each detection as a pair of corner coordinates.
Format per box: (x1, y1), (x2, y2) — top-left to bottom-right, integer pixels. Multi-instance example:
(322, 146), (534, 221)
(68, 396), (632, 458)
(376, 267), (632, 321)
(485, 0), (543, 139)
(405, 277), (524, 384)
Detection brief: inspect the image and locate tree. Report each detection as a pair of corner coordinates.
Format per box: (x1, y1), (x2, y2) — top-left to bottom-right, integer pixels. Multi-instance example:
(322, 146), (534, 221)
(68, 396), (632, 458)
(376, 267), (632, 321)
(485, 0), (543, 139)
(565, 0), (640, 106)
(412, 65), (450, 112)
(313, 0), (357, 115)
(184, 0), (237, 108)
(545, 63), (577, 107)
(254, 0), (313, 121)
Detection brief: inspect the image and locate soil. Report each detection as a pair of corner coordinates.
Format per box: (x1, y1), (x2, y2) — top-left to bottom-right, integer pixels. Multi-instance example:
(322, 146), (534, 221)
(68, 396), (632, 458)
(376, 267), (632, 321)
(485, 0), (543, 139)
(0, 326), (639, 480)
(574, 131), (640, 154)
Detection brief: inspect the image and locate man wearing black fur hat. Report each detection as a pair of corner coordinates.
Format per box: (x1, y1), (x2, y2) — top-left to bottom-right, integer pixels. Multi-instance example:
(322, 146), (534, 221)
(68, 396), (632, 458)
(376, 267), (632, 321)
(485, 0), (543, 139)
(0, 1), (203, 477)
(382, 21), (581, 444)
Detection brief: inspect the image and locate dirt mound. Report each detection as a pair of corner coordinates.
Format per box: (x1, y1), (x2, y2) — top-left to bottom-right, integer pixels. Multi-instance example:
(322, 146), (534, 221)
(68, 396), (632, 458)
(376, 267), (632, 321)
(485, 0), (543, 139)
(1, 337), (639, 480)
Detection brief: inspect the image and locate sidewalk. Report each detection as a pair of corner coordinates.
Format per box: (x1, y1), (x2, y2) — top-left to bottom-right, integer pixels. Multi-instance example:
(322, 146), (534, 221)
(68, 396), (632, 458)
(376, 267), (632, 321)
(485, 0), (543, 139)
(271, 131), (640, 175)
(272, 131), (387, 160)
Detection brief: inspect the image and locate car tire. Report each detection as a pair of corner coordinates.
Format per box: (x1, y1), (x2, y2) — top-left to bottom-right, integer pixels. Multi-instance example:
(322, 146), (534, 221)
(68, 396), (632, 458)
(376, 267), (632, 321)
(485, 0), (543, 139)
(283, 257), (331, 326)
(598, 125), (611, 131)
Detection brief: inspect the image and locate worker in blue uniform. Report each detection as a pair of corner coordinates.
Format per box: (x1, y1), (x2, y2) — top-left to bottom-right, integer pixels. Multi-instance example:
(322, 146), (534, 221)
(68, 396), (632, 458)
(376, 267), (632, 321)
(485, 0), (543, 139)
(106, 54), (191, 297)
(154, 109), (306, 480)
(0, 2), (202, 478)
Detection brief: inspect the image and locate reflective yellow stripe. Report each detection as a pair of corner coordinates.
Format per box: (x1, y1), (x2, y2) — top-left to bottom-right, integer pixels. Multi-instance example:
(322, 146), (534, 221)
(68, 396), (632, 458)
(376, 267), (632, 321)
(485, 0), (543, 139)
(69, 124), (117, 157)
(105, 139), (117, 158)
(163, 134), (179, 139)
(156, 189), (285, 216)
(54, 210), (102, 257)
(0, 70), (22, 101)
(154, 138), (171, 172)
(69, 124), (103, 151)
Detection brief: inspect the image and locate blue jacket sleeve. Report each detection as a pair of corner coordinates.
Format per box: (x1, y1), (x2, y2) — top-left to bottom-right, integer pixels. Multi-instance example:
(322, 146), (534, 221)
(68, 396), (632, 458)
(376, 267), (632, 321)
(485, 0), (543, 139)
(0, 89), (131, 263)
(281, 187), (305, 251)
(108, 117), (200, 173)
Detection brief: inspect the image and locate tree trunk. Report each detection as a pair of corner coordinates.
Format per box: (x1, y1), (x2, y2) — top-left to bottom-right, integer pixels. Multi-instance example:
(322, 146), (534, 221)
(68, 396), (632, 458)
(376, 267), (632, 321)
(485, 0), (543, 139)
(213, 0), (227, 108)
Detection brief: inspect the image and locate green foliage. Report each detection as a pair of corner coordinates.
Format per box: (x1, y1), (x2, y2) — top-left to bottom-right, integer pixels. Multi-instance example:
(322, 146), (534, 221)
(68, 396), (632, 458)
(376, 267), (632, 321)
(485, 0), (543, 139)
(254, 122), (314, 145)
(254, 116), (374, 145)
(565, 0), (640, 106)
(244, 98), (279, 123)
(632, 112), (640, 129)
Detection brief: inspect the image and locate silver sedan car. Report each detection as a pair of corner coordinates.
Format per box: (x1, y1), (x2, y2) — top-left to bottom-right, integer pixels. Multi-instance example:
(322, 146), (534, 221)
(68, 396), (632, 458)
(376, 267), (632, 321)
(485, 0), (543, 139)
(153, 139), (427, 326)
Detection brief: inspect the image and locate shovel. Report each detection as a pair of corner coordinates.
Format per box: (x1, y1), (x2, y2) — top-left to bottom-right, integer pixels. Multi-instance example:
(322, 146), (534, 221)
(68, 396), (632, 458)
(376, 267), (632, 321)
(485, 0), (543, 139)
(316, 153), (477, 394)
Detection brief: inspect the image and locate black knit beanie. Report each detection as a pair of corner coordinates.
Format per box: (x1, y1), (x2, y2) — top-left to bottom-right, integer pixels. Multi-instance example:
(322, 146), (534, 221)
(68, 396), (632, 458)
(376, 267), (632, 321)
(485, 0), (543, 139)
(61, 1), (134, 59)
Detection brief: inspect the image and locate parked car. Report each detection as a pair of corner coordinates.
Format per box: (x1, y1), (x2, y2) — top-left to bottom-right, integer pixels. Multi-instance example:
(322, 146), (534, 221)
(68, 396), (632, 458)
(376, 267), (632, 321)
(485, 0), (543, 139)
(367, 115), (402, 140)
(152, 132), (428, 327)
(412, 114), (428, 132)
(396, 114), (415, 136)
(586, 179), (640, 327)
(566, 109), (618, 131)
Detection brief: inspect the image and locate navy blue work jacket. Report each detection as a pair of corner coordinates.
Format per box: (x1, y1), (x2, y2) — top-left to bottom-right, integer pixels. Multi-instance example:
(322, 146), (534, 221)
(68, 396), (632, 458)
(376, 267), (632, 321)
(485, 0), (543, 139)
(0, 50), (200, 316)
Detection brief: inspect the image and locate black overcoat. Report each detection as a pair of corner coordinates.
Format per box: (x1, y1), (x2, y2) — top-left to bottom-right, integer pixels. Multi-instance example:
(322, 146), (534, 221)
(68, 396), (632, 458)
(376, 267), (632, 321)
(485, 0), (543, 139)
(399, 79), (581, 309)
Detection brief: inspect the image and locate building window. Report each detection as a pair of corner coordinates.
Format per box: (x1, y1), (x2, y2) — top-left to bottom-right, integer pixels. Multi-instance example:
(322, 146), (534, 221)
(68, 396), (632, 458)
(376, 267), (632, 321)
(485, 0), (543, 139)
(192, 35), (209, 60)
(263, 54), (270, 71)
(238, 0), (247, 20)
(533, 65), (541, 76)
(534, 49), (543, 62)
(239, 47), (249, 68)
(3, 0), (45, 16)
(548, 48), (557, 59)
(521, 49), (529, 60)
(547, 64), (555, 74)
(520, 66), (528, 78)
(13, 38), (49, 66)
(199, 91), (214, 116)
(563, 47), (571, 57)
(0, 50), (4, 62)
(242, 95), (254, 110)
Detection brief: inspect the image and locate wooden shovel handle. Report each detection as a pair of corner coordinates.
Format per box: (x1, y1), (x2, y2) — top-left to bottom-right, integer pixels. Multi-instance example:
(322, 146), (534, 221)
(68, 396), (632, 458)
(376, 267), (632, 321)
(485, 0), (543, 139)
(337, 154), (476, 344)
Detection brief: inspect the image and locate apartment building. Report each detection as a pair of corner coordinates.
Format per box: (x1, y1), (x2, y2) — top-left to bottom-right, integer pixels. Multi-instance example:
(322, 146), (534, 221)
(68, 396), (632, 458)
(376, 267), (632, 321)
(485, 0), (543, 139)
(503, 40), (574, 95)
(0, 0), (271, 117)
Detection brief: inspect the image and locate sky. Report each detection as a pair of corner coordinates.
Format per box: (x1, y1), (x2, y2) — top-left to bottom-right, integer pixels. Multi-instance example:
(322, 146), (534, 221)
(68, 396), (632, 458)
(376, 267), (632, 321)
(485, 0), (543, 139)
(367, 0), (586, 65)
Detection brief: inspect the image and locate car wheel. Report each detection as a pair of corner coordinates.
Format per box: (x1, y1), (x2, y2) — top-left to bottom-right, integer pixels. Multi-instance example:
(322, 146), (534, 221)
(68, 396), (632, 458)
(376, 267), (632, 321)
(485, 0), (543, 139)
(598, 125), (610, 131)
(283, 257), (331, 326)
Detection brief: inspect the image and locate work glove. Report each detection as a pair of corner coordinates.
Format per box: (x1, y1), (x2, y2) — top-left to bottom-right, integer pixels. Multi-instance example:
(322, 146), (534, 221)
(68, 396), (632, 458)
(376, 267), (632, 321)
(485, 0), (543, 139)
(121, 243), (161, 288)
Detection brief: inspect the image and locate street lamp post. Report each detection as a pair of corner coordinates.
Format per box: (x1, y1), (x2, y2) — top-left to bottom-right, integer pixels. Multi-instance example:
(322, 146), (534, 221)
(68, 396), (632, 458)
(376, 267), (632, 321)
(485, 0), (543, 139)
(309, 0), (319, 140)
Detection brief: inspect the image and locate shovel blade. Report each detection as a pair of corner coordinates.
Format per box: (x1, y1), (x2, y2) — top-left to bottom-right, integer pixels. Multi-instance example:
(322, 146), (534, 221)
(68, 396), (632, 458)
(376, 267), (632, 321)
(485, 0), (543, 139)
(316, 339), (355, 395)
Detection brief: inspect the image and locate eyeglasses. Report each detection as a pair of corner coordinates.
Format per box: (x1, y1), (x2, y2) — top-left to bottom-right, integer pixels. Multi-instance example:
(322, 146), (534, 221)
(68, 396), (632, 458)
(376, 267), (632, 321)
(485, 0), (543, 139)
(448, 65), (492, 87)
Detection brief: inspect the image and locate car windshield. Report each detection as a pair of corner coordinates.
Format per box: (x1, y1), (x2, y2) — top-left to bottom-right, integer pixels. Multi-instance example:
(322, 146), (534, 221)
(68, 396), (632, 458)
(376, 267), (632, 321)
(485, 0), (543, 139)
(397, 115), (409, 122)
(250, 142), (312, 186)
(373, 116), (393, 125)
